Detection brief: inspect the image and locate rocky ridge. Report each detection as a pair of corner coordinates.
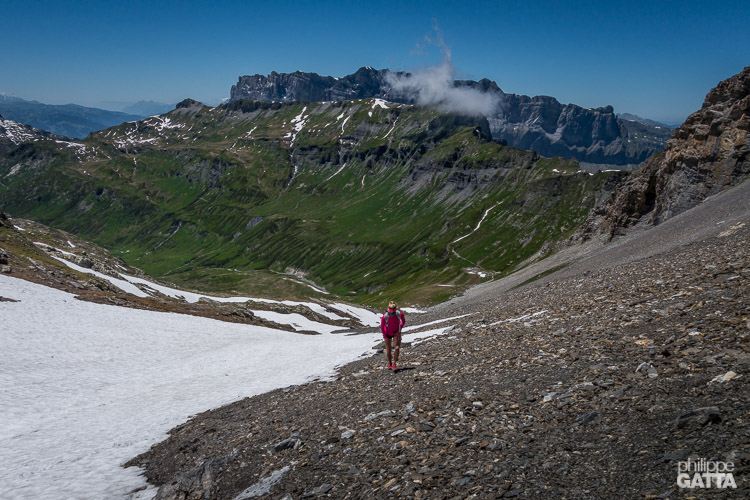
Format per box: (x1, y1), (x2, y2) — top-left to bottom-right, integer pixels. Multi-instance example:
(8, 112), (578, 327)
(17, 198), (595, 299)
(575, 66), (750, 240)
(0, 114), (66, 153)
(127, 196), (750, 499)
(230, 67), (670, 167)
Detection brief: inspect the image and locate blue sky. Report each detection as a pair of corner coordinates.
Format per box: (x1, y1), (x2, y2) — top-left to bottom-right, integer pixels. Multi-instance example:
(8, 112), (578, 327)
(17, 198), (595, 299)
(1, 0), (748, 123)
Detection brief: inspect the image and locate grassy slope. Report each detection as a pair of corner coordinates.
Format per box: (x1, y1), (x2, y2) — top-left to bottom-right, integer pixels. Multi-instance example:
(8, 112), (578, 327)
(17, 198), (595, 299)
(0, 99), (616, 306)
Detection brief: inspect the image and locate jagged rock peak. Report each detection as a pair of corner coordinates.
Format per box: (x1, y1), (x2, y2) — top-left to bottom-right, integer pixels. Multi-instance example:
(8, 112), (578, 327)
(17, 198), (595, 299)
(230, 66), (405, 104)
(573, 66), (750, 241)
(229, 66), (670, 166)
(704, 65), (750, 106)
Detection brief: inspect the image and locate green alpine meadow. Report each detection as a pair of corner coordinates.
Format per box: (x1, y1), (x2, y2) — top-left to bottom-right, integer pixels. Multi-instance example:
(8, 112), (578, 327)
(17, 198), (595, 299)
(0, 97), (620, 305)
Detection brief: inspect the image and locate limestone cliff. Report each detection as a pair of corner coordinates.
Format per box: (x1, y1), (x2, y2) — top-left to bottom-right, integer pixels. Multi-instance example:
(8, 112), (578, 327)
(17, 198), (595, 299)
(575, 66), (750, 240)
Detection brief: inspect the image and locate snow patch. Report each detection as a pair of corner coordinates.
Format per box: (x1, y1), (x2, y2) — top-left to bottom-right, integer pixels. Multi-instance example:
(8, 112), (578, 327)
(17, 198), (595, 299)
(0, 275), (378, 500)
(384, 117), (399, 138)
(401, 307), (426, 314)
(52, 256), (150, 297)
(452, 204), (499, 244)
(409, 326), (455, 345)
(340, 115), (351, 133)
(252, 310), (343, 334)
(287, 106), (308, 145)
(7, 163), (22, 176)
(329, 302), (380, 327)
(0, 118), (39, 144)
(33, 241), (75, 257)
(326, 162), (348, 181)
(402, 313), (471, 332)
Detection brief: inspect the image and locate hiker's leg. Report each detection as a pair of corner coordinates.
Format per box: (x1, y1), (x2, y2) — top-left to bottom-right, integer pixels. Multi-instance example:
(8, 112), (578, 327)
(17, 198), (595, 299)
(394, 333), (401, 363)
(385, 337), (392, 366)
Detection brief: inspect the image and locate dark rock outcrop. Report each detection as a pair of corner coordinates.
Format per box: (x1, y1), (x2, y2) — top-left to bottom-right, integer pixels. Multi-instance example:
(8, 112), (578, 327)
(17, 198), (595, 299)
(576, 66), (750, 240)
(174, 98), (203, 110)
(230, 67), (401, 104)
(230, 67), (671, 166)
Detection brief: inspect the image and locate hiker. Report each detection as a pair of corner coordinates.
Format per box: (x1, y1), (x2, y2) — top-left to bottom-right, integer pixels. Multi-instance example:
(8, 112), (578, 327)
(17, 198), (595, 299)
(380, 301), (406, 370)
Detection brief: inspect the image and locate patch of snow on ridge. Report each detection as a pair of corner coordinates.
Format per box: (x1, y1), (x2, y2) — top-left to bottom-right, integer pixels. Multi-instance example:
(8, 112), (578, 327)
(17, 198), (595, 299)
(329, 302), (380, 327)
(401, 307), (426, 314)
(292, 106), (307, 129)
(326, 162), (348, 181)
(286, 106), (308, 145)
(452, 204), (499, 244)
(372, 98), (389, 109)
(0, 275), (378, 500)
(51, 256), (149, 297)
(340, 115), (351, 133)
(54, 140), (87, 155)
(252, 310), (343, 334)
(384, 117), (399, 138)
(0, 118), (38, 144)
(147, 115), (181, 133)
(45, 246), (361, 324)
(402, 313), (472, 332)
(8, 163), (23, 176)
(33, 241), (75, 257)
(409, 326), (455, 345)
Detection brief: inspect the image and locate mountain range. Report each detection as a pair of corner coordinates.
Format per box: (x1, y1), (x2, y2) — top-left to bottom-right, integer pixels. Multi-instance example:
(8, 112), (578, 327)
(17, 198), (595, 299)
(231, 67), (673, 168)
(0, 96), (144, 139)
(1, 66), (747, 307)
(0, 96), (621, 305)
(0, 96), (177, 139)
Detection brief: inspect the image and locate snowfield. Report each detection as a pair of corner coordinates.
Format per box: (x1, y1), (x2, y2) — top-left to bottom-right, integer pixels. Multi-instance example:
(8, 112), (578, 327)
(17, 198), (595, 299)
(1, 275), (452, 499)
(0, 275), (382, 499)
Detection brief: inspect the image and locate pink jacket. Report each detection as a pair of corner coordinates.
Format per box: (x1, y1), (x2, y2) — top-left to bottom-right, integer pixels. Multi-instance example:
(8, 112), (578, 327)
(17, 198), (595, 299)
(381, 310), (405, 336)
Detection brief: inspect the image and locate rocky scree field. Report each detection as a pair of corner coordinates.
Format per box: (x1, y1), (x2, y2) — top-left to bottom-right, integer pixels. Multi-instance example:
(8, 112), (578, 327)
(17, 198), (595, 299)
(128, 198), (750, 500)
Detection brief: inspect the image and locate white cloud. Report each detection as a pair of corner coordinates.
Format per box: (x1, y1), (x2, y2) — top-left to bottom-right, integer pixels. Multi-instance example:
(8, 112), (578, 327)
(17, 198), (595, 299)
(386, 24), (501, 116)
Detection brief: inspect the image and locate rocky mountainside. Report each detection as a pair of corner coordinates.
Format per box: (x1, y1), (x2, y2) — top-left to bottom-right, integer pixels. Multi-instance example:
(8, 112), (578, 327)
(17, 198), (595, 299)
(0, 115), (68, 153)
(231, 67), (671, 167)
(576, 66), (750, 240)
(126, 180), (750, 499)
(0, 97), (619, 306)
(231, 67), (399, 103)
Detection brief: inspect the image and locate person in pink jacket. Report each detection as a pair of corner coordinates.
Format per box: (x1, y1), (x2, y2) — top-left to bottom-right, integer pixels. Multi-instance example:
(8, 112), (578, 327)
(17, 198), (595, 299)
(380, 300), (406, 370)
